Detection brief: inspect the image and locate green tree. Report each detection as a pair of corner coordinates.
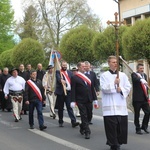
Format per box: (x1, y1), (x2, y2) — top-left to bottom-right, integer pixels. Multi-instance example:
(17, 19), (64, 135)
(15, 5), (38, 40)
(0, 49), (13, 68)
(11, 38), (45, 68)
(0, 0), (15, 53)
(59, 25), (96, 64)
(122, 18), (150, 64)
(92, 27), (115, 62)
(22, 0), (101, 51)
(92, 26), (128, 62)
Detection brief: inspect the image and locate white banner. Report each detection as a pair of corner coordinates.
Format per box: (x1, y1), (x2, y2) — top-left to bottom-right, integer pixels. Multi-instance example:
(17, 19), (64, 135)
(119, 56), (134, 113)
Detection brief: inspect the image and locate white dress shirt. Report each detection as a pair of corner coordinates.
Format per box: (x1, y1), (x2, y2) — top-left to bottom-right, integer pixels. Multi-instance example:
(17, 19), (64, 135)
(4, 76), (26, 96)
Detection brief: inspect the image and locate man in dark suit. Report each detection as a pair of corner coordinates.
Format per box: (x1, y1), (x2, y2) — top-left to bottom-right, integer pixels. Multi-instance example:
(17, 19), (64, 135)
(55, 61), (79, 128)
(26, 64), (32, 80)
(71, 62), (98, 139)
(18, 64), (29, 115)
(24, 70), (47, 131)
(84, 61), (100, 94)
(84, 61), (100, 124)
(0, 67), (11, 111)
(131, 63), (150, 134)
(37, 63), (46, 107)
(18, 64), (28, 81)
(37, 63), (46, 81)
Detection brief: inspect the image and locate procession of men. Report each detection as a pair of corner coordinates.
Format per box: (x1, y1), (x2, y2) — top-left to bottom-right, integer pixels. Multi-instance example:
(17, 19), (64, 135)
(0, 55), (149, 150)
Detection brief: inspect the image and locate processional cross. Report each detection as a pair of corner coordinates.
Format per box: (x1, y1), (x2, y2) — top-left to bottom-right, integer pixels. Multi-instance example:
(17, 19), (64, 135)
(107, 12), (126, 79)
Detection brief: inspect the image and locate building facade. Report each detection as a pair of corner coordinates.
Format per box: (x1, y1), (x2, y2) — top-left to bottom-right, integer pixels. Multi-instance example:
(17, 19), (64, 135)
(118, 0), (150, 82)
(119, 0), (150, 25)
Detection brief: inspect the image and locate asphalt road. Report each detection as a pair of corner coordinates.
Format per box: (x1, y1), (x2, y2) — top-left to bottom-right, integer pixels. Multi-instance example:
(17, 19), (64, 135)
(0, 102), (150, 150)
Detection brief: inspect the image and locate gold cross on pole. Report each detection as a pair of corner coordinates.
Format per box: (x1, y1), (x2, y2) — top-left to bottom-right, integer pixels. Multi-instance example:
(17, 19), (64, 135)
(107, 12), (126, 86)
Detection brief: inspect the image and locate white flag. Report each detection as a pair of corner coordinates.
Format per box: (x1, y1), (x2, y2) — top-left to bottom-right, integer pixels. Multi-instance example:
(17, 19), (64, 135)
(119, 56), (134, 113)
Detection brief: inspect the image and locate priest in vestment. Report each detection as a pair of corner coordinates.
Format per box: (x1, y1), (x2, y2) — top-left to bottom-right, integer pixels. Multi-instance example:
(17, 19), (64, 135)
(100, 56), (131, 150)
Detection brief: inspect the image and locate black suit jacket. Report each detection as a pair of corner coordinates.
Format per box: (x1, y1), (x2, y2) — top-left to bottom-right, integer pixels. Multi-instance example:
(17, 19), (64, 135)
(71, 74), (97, 103)
(37, 70), (46, 81)
(131, 72), (148, 102)
(26, 70), (31, 80)
(55, 70), (73, 95)
(18, 71), (28, 81)
(85, 71), (100, 92)
(0, 73), (11, 89)
(24, 79), (46, 102)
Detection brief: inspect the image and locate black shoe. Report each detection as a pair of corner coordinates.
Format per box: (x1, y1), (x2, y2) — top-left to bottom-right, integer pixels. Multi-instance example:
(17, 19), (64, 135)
(80, 129), (85, 135)
(40, 125), (47, 131)
(79, 124), (85, 135)
(141, 127), (149, 134)
(85, 133), (90, 139)
(53, 114), (56, 119)
(72, 122), (80, 128)
(15, 119), (19, 122)
(19, 117), (22, 120)
(24, 111), (28, 115)
(110, 145), (120, 150)
(89, 121), (93, 125)
(30, 125), (34, 129)
(136, 130), (143, 134)
(59, 123), (64, 127)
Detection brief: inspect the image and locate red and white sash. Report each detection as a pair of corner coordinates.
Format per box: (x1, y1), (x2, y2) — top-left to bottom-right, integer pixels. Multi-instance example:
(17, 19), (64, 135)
(61, 70), (71, 90)
(76, 72), (91, 86)
(27, 79), (42, 101)
(136, 73), (148, 99)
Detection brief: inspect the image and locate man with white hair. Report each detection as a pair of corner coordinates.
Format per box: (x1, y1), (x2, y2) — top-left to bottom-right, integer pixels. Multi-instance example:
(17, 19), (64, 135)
(84, 61), (100, 124)
(37, 63), (46, 81)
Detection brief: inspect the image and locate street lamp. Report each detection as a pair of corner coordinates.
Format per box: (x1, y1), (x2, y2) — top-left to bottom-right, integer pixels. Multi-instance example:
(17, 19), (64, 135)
(113, 0), (121, 25)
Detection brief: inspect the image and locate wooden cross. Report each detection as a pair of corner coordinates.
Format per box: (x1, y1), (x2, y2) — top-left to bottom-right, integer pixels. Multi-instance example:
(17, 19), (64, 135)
(107, 12), (126, 27)
(107, 12), (126, 84)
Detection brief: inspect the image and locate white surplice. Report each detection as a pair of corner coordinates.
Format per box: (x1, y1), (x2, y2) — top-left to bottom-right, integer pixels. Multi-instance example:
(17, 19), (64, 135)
(100, 71), (131, 116)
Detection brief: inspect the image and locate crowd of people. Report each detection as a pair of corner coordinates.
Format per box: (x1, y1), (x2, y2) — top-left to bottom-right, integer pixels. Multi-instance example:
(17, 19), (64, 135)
(0, 56), (149, 150)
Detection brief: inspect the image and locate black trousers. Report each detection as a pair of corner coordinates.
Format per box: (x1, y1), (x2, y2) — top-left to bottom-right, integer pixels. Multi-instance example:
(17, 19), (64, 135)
(88, 104), (93, 122)
(104, 116), (128, 146)
(0, 91), (3, 109)
(0, 91), (2, 108)
(57, 92), (76, 124)
(132, 101), (150, 130)
(78, 102), (92, 134)
(0, 92), (12, 110)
